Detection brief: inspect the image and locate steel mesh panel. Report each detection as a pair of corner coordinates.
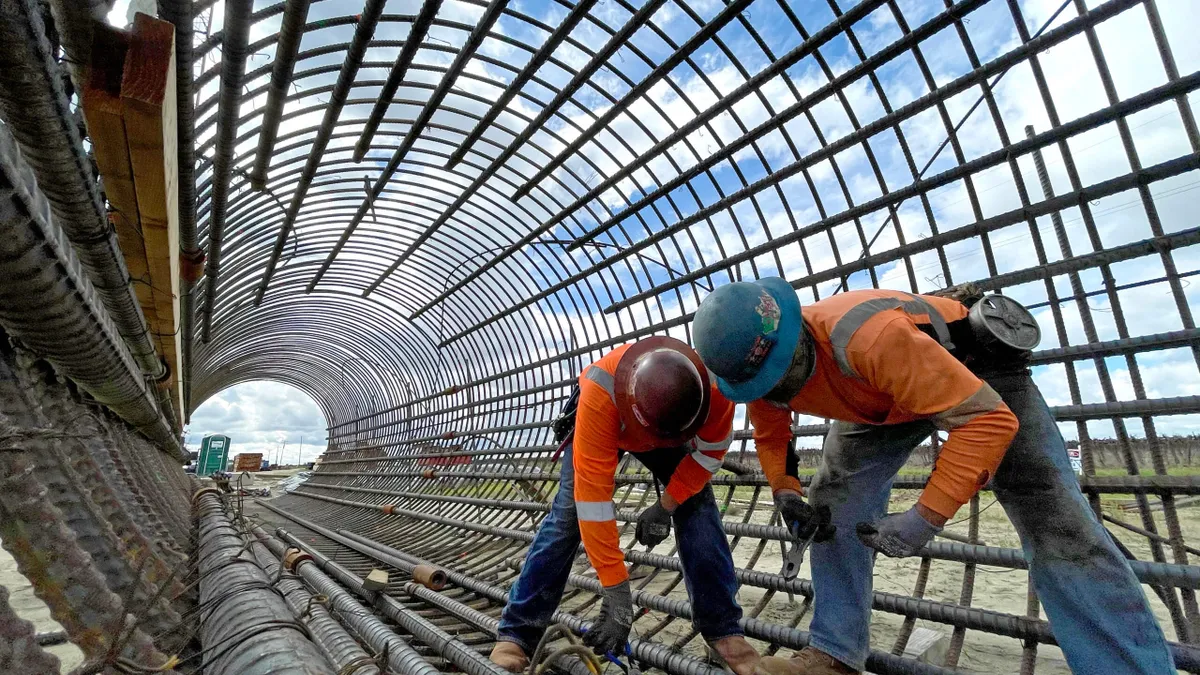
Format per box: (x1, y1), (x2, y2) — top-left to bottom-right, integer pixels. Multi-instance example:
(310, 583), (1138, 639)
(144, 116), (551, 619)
(187, 0), (1200, 671)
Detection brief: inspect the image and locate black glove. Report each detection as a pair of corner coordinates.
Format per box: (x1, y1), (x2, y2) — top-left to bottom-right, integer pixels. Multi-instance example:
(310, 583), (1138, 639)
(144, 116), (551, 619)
(635, 502), (672, 546)
(583, 580), (634, 655)
(774, 490), (836, 542)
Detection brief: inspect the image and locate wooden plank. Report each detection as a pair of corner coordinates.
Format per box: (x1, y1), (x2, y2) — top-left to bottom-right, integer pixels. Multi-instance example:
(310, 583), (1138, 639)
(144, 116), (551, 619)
(80, 26), (157, 323)
(122, 13), (183, 422)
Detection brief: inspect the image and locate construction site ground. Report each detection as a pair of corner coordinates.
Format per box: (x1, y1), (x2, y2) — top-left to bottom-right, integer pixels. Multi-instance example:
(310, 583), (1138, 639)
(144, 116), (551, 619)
(231, 466), (1200, 675)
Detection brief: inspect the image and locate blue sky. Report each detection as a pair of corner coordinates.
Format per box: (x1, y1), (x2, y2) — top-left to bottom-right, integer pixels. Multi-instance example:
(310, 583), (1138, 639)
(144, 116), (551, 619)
(173, 0), (1200, 452)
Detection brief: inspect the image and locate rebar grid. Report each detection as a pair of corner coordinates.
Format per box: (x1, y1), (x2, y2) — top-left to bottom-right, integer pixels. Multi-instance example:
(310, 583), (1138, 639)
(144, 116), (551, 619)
(176, 0), (1200, 672)
(0, 343), (184, 671)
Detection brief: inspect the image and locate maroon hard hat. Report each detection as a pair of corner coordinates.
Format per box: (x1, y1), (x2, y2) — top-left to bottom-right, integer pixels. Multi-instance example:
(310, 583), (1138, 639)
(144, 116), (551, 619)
(615, 336), (712, 445)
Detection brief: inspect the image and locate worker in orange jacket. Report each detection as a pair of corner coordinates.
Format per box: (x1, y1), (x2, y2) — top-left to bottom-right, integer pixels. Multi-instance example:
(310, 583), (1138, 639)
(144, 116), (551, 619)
(490, 337), (760, 675)
(692, 278), (1174, 675)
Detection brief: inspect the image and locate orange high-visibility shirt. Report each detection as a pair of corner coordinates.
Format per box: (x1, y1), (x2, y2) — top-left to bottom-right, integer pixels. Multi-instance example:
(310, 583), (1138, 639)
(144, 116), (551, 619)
(574, 343), (735, 587)
(749, 289), (1019, 519)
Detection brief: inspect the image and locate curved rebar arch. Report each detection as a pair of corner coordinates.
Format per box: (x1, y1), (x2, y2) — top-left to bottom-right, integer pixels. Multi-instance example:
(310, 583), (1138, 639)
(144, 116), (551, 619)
(186, 0), (1200, 670)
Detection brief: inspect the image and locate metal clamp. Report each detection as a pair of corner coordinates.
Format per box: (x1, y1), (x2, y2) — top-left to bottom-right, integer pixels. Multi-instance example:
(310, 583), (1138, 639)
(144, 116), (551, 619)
(282, 547), (313, 572)
(191, 486), (223, 508)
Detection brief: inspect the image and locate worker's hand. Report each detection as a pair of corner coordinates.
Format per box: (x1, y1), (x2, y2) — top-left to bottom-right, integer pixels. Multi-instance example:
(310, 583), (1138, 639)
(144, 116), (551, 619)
(583, 580), (634, 656)
(774, 490), (836, 542)
(635, 502), (672, 546)
(855, 507), (942, 557)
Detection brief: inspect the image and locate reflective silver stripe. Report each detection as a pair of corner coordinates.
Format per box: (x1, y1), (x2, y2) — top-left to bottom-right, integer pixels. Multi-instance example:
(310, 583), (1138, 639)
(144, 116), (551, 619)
(830, 294), (956, 378)
(576, 500), (616, 522)
(690, 450), (723, 473)
(933, 382), (1004, 430)
(900, 295), (953, 350)
(584, 365), (616, 404)
(692, 428), (733, 452)
(830, 298), (904, 377)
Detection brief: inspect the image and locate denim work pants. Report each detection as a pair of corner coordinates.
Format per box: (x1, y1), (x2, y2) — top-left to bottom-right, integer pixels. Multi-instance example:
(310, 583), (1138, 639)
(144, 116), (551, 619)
(497, 442), (744, 652)
(806, 369), (1175, 674)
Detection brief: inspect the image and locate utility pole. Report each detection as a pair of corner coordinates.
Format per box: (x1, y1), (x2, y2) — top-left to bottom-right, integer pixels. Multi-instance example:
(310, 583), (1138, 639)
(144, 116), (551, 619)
(280, 441), (287, 467)
(297, 435), (304, 466)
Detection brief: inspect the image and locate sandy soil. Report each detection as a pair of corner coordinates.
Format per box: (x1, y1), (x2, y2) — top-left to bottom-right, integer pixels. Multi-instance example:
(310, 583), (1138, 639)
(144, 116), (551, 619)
(602, 487), (1196, 674)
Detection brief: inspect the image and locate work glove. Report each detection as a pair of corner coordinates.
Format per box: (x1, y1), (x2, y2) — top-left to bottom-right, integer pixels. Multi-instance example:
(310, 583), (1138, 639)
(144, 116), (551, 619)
(583, 580), (634, 656)
(774, 490), (836, 542)
(856, 507), (942, 558)
(635, 502), (672, 546)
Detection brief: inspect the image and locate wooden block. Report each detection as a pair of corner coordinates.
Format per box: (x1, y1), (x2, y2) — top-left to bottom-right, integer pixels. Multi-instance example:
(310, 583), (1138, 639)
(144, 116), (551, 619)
(363, 569), (389, 592)
(82, 25), (148, 285)
(902, 627), (949, 665)
(122, 14), (175, 225)
(121, 13), (183, 418)
(82, 24), (169, 378)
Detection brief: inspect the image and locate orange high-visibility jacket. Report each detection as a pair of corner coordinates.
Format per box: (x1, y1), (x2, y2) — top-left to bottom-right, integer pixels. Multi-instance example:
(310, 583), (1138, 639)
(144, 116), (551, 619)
(574, 343), (735, 587)
(749, 289), (1019, 519)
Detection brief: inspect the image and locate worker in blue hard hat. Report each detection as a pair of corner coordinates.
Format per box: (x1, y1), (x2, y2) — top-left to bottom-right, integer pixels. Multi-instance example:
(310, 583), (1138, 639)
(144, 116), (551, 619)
(690, 278), (1174, 675)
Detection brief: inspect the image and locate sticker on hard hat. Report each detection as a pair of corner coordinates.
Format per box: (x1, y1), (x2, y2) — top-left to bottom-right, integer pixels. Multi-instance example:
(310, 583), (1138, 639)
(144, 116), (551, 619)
(745, 334), (775, 370)
(631, 402), (649, 427)
(755, 292), (780, 333)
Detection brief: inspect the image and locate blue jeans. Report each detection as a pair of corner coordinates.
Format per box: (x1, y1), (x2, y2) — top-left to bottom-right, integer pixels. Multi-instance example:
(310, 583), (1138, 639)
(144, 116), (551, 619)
(497, 442), (744, 652)
(806, 368), (1174, 674)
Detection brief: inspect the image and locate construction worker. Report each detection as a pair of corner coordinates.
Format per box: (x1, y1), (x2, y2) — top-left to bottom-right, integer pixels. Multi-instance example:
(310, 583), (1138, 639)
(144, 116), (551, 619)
(489, 336), (761, 675)
(691, 278), (1175, 675)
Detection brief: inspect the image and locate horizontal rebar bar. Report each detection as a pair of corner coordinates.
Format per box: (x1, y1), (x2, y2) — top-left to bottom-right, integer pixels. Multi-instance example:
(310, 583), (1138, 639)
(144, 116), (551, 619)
(276, 518), (960, 675)
(262, 504), (1200, 672)
(194, 491), (329, 674)
(288, 488), (1200, 590)
(309, 466), (1200, 496)
(248, 533), (380, 675)
(253, 526), (466, 675)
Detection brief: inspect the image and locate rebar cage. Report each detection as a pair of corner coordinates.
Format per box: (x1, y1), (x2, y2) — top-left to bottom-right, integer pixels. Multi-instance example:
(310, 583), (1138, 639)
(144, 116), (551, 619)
(182, 0), (1200, 671)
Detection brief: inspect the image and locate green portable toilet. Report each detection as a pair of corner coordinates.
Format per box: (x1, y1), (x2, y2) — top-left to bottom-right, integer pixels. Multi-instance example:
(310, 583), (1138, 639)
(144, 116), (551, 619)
(197, 434), (231, 477)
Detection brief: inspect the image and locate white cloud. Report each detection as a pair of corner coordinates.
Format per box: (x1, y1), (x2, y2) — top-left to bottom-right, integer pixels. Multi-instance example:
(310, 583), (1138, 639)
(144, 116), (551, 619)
(185, 381), (329, 465)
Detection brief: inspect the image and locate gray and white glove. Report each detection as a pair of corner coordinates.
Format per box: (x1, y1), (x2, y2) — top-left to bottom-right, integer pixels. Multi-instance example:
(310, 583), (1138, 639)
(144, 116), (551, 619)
(583, 580), (634, 656)
(856, 507), (942, 558)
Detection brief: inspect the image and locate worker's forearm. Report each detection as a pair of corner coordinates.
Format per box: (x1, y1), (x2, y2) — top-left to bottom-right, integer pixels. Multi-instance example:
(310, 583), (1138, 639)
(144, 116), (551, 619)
(756, 443), (802, 494)
(918, 409), (1018, 518)
(663, 457), (712, 506)
(749, 401), (802, 493)
(578, 520), (628, 586)
(915, 502), (948, 527)
(660, 491), (680, 512)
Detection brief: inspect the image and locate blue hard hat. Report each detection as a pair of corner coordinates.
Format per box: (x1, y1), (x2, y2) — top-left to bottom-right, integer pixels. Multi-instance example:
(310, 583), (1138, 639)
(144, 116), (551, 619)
(692, 277), (803, 403)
